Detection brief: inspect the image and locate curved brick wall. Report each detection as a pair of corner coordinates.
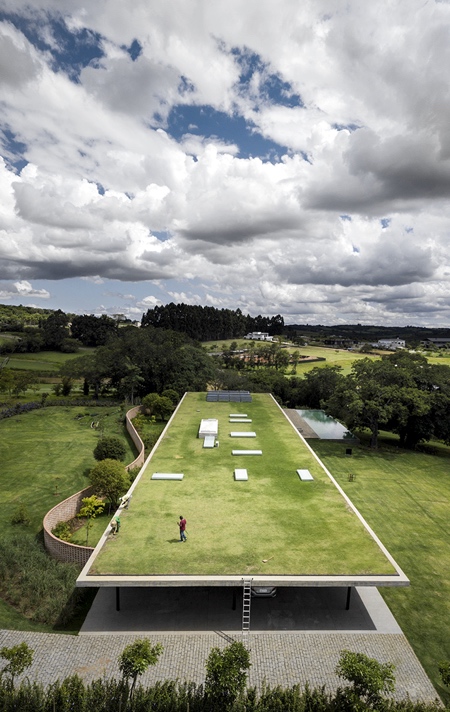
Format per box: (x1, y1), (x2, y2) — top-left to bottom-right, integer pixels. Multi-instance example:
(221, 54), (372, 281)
(125, 405), (145, 471)
(43, 406), (145, 564)
(43, 486), (95, 565)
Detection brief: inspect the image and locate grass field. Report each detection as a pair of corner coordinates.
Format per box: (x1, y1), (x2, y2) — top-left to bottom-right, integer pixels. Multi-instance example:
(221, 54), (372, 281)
(4, 349), (92, 372)
(311, 434), (450, 701)
(0, 405), (136, 538)
(87, 392), (398, 578)
(0, 404), (137, 632)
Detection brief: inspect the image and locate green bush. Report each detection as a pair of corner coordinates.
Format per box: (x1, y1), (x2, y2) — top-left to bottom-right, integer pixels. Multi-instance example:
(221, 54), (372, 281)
(51, 521), (72, 542)
(10, 505), (31, 526)
(93, 436), (126, 461)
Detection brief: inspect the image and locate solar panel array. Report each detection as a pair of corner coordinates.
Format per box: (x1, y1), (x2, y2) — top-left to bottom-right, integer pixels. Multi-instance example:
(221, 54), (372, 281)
(206, 390), (252, 402)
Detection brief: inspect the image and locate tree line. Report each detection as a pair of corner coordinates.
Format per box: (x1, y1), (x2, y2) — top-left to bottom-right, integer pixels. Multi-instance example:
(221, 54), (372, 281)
(141, 303), (284, 341)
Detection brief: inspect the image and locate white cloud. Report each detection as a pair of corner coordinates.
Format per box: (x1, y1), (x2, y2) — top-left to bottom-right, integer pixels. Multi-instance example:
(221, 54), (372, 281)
(1, 1), (450, 324)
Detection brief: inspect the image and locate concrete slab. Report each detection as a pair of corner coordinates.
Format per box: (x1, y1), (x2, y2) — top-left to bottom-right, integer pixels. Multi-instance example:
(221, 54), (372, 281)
(297, 469), (314, 481)
(234, 468), (248, 481)
(151, 473), (184, 480)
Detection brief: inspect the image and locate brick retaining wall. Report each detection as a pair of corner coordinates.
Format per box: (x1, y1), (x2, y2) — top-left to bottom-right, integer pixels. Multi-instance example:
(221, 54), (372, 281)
(43, 406), (145, 564)
(43, 487), (95, 565)
(125, 405), (145, 471)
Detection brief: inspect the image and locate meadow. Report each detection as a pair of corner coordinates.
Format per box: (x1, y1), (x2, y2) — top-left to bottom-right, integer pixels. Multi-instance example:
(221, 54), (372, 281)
(0, 404), (136, 631)
(311, 434), (450, 701)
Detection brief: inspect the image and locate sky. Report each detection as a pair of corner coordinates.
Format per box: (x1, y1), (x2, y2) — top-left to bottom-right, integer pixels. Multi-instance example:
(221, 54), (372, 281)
(0, 1), (450, 326)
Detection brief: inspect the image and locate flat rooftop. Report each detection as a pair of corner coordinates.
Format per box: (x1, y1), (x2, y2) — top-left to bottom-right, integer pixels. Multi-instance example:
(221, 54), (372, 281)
(77, 392), (408, 588)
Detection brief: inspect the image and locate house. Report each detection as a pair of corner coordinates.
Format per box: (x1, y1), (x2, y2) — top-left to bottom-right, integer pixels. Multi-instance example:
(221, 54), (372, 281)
(376, 338), (406, 350)
(244, 332), (274, 341)
(421, 338), (450, 349)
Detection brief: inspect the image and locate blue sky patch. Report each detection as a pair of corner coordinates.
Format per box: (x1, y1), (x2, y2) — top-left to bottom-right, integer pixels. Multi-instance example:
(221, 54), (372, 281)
(0, 11), (104, 81)
(231, 46), (303, 109)
(1, 128), (28, 172)
(123, 39), (142, 62)
(167, 105), (288, 161)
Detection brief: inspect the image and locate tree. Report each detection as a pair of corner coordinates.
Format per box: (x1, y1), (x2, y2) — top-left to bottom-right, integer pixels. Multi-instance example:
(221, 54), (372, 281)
(89, 459), (130, 508)
(77, 495), (105, 546)
(60, 353), (109, 399)
(70, 313), (118, 347)
(41, 309), (70, 350)
(161, 388), (180, 405)
(0, 642), (34, 684)
(300, 365), (344, 408)
(118, 638), (163, 699)
(335, 649), (395, 708)
(324, 358), (411, 448)
(94, 436), (127, 461)
(204, 641), (251, 710)
(142, 393), (174, 421)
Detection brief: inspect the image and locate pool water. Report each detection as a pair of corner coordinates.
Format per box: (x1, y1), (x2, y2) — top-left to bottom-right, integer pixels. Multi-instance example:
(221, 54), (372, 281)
(296, 409), (355, 440)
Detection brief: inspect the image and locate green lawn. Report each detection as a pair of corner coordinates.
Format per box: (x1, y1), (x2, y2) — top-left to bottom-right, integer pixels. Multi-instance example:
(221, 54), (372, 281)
(310, 434), (450, 702)
(5, 349), (92, 372)
(0, 406), (136, 539)
(89, 393), (397, 578)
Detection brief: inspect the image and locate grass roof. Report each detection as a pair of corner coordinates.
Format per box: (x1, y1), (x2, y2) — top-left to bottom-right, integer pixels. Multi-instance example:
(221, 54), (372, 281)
(81, 392), (403, 582)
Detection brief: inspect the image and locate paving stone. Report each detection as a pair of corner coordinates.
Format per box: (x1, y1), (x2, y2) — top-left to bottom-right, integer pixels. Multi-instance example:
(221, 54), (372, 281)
(0, 629), (440, 703)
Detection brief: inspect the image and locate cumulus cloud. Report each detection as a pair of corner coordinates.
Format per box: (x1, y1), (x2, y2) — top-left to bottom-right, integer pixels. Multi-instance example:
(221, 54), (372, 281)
(1, 0), (450, 324)
(0, 280), (50, 299)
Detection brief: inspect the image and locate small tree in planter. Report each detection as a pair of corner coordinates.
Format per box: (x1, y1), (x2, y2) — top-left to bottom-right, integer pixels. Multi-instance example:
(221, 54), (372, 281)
(0, 642), (34, 685)
(205, 641), (251, 711)
(118, 638), (163, 700)
(78, 495), (105, 546)
(336, 649), (395, 709)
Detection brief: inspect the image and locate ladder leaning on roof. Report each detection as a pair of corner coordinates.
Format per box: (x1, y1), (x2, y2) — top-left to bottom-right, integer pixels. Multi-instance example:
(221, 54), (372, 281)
(242, 577), (252, 635)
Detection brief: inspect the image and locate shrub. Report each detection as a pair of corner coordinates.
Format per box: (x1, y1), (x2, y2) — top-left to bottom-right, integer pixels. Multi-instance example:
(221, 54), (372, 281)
(89, 459), (130, 508)
(205, 641), (251, 711)
(335, 649), (395, 708)
(93, 436), (127, 461)
(52, 521), (72, 542)
(10, 505), (31, 526)
(118, 638), (163, 699)
(0, 642), (34, 684)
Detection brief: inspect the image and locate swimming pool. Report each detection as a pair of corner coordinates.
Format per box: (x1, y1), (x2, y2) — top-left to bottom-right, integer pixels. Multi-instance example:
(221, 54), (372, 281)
(296, 409), (356, 440)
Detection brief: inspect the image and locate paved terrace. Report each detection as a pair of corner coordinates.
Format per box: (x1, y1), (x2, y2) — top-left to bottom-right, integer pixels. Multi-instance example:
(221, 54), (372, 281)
(0, 586), (440, 703)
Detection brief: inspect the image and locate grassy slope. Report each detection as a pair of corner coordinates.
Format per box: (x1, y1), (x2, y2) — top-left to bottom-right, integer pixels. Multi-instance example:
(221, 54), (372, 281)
(311, 434), (450, 701)
(0, 405), (136, 631)
(91, 393), (395, 577)
(0, 406), (135, 534)
(5, 349), (93, 372)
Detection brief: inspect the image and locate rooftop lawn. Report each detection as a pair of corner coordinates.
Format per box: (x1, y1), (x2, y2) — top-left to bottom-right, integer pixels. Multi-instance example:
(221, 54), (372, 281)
(88, 392), (398, 578)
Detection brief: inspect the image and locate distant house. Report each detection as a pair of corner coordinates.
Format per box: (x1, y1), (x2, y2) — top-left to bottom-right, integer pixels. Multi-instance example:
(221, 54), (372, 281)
(244, 332), (274, 341)
(376, 338), (406, 350)
(421, 338), (450, 349)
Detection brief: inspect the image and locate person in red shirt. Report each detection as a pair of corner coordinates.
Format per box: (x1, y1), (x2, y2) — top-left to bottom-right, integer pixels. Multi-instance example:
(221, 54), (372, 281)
(178, 515), (187, 542)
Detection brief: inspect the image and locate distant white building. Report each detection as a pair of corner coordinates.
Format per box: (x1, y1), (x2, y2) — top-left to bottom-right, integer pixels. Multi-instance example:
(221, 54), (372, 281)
(244, 332), (274, 341)
(376, 339), (406, 350)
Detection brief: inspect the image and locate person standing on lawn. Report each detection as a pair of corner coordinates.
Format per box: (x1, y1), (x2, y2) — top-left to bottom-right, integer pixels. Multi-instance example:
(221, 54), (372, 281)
(178, 515), (187, 542)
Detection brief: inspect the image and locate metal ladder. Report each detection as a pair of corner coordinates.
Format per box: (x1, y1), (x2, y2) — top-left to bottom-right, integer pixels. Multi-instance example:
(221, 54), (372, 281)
(242, 578), (252, 635)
